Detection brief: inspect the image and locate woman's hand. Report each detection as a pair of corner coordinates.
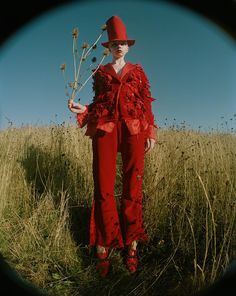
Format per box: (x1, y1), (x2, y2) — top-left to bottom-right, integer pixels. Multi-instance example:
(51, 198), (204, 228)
(145, 138), (156, 154)
(68, 99), (87, 114)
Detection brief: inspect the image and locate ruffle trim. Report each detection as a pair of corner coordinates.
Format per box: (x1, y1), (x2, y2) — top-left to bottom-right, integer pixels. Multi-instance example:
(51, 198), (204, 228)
(76, 105), (89, 128)
(81, 118), (158, 141)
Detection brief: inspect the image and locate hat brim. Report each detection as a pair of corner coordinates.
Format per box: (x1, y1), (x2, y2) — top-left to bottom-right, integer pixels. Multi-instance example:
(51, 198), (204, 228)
(101, 39), (135, 48)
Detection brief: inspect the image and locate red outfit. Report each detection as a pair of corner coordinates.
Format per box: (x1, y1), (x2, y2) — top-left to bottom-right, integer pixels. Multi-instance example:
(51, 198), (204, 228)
(76, 62), (157, 140)
(76, 62), (157, 248)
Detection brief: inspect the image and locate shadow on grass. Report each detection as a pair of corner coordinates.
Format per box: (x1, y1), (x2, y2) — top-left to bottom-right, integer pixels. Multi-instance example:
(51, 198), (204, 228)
(20, 144), (92, 251)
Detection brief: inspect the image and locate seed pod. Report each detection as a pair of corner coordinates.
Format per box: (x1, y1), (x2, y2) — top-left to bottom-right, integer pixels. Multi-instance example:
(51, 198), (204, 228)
(101, 24), (107, 31)
(103, 48), (110, 56)
(82, 42), (89, 49)
(72, 28), (79, 39)
(60, 63), (66, 71)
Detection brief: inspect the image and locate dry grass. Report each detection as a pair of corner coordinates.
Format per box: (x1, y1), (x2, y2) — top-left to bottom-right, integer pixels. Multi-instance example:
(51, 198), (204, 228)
(0, 123), (235, 296)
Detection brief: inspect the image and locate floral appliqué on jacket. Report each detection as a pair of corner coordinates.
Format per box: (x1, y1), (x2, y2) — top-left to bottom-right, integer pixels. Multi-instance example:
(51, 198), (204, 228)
(75, 62), (158, 140)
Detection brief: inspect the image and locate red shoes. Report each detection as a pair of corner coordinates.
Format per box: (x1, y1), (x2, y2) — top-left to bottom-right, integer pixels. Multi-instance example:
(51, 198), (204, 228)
(95, 248), (110, 277)
(125, 249), (138, 273)
(95, 246), (139, 276)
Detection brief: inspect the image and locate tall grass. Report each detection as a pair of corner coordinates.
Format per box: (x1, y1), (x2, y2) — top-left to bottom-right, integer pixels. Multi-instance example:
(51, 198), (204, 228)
(0, 123), (235, 295)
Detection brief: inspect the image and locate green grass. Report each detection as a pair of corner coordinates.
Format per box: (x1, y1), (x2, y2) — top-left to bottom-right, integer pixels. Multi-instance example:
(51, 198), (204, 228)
(0, 124), (235, 295)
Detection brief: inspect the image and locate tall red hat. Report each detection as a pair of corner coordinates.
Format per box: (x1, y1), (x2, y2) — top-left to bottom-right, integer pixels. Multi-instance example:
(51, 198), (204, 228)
(101, 15), (135, 48)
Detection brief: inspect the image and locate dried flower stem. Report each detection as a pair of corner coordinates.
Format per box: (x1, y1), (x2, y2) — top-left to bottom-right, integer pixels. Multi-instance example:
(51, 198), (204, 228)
(72, 38), (77, 81)
(61, 24), (108, 101)
(83, 31), (104, 60)
(76, 54), (106, 94)
(79, 64), (93, 80)
(71, 47), (86, 100)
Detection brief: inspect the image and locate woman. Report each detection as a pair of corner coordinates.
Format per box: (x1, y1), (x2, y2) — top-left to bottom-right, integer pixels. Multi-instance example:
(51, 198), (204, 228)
(68, 15), (157, 277)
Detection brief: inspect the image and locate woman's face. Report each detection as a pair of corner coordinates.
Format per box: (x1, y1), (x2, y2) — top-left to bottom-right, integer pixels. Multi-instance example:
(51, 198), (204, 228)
(108, 40), (129, 58)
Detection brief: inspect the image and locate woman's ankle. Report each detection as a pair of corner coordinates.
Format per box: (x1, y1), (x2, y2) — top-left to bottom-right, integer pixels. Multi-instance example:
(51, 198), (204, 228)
(96, 245), (107, 253)
(128, 240), (137, 251)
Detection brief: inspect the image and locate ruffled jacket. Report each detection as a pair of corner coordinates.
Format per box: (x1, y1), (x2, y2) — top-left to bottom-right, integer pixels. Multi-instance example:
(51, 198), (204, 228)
(76, 62), (158, 140)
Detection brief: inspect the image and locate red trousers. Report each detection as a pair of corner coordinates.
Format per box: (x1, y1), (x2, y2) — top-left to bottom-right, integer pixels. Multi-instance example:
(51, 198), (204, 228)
(89, 119), (149, 249)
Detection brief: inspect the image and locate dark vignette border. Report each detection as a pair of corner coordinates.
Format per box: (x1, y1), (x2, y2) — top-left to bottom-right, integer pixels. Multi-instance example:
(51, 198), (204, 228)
(0, 0), (236, 46)
(0, 1), (235, 295)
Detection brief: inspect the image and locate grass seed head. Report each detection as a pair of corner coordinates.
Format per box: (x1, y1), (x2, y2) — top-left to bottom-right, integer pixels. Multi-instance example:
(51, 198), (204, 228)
(72, 28), (79, 39)
(103, 48), (110, 56)
(60, 63), (66, 71)
(82, 42), (89, 49)
(101, 24), (107, 31)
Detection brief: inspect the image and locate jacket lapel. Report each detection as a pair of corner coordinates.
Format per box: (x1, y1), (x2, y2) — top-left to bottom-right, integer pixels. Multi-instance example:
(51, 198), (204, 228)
(103, 63), (136, 80)
(120, 63), (136, 79)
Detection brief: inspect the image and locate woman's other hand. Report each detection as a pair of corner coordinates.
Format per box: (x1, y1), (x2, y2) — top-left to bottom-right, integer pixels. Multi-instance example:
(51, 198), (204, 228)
(145, 138), (155, 154)
(68, 99), (87, 114)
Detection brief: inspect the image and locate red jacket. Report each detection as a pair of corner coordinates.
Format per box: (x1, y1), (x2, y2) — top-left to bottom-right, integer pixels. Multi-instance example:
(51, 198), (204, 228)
(76, 62), (158, 140)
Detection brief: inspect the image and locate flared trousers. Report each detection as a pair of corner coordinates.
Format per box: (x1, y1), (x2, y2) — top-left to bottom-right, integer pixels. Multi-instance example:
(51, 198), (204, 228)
(89, 119), (149, 249)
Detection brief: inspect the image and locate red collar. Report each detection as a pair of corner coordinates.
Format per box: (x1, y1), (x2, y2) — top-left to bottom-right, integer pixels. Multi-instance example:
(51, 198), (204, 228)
(102, 62), (137, 80)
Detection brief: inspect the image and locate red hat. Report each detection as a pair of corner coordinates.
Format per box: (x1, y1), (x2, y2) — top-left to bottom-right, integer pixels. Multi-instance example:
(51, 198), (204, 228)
(101, 15), (135, 48)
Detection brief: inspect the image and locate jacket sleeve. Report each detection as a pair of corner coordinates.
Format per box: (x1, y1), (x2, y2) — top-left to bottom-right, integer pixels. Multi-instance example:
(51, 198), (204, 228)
(75, 68), (100, 128)
(137, 65), (158, 141)
(76, 105), (89, 128)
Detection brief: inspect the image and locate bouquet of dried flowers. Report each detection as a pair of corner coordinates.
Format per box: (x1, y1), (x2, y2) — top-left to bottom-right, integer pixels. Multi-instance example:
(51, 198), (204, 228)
(60, 24), (109, 102)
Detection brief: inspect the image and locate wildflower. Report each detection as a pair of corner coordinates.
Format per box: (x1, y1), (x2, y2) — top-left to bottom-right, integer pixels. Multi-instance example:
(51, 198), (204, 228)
(82, 42), (89, 49)
(101, 24), (107, 31)
(103, 48), (110, 56)
(60, 63), (66, 71)
(72, 28), (79, 39)
(61, 24), (110, 100)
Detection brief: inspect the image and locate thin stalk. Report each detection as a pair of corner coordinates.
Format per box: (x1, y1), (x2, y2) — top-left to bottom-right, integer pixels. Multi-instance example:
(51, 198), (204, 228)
(196, 171), (217, 282)
(79, 63), (95, 80)
(212, 203), (236, 280)
(202, 199), (209, 276)
(75, 54), (107, 95)
(185, 213), (198, 283)
(72, 38), (77, 81)
(71, 47), (86, 100)
(83, 31), (104, 60)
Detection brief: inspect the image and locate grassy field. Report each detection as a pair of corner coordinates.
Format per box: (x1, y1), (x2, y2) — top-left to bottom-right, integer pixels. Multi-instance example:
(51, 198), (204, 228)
(0, 123), (235, 296)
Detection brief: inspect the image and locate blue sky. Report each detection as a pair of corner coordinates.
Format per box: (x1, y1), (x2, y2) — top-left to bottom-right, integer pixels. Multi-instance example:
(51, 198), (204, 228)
(0, 0), (236, 131)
